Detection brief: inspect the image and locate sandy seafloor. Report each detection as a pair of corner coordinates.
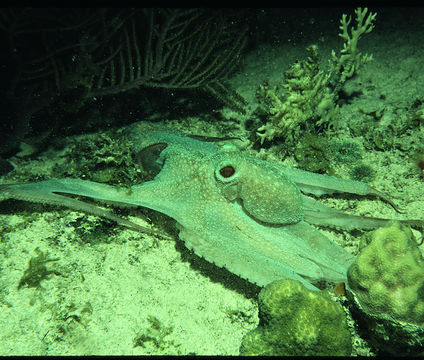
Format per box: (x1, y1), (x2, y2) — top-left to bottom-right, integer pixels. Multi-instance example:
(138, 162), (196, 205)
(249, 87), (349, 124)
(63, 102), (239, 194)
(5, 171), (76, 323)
(0, 8), (424, 356)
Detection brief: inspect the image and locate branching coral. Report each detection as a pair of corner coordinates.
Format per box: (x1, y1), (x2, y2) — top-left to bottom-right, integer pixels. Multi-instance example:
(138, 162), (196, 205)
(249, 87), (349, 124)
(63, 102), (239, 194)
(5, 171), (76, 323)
(256, 45), (338, 143)
(330, 7), (377, 85)
(255, 8), (377, 145)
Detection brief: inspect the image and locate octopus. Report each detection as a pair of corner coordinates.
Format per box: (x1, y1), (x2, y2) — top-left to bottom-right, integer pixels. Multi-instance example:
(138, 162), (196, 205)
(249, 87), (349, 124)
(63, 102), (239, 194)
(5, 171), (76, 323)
(1, 122), (422, 291)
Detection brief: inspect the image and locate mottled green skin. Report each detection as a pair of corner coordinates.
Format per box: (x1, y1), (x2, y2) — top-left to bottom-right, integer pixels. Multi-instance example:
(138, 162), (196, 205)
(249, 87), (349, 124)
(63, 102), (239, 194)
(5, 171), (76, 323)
(125, 123), (355, 290)
(11, 122), (409, 291)
(239, 279), (352, 356)
(348, 221), (424, 324)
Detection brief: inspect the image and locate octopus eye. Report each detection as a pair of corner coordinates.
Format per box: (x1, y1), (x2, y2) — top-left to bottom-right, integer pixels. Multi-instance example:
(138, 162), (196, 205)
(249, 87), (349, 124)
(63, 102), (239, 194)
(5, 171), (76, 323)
(215, 160), (238, 183)
(219, 165), (235, 178)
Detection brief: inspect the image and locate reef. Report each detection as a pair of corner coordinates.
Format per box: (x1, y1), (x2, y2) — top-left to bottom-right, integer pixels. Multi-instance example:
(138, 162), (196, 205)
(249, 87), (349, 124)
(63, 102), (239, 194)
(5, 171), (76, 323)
(256, 44), (338, 144)
(347, 221), (424, 355)
(255, 8), (377, 145)
(239, 279), (352, 356)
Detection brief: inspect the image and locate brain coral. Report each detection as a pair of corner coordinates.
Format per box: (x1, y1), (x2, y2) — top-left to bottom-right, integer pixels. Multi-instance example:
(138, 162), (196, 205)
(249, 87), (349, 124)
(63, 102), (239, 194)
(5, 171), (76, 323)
(346, 221), (424, 355)
(347, 221), (424, 324)
(239, 279), (352, 356)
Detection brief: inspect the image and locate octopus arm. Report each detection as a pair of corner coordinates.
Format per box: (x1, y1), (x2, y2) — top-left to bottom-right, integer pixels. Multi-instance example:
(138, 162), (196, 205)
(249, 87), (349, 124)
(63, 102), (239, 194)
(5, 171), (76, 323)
(0, 179), (156, 234)
(282, 165), (402, 212)
(302, 195), (424, 231)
